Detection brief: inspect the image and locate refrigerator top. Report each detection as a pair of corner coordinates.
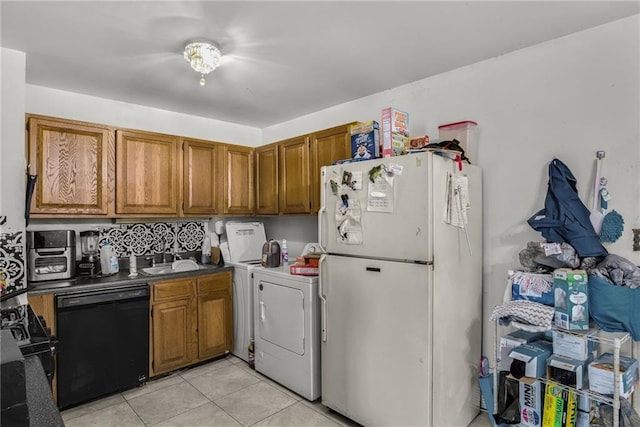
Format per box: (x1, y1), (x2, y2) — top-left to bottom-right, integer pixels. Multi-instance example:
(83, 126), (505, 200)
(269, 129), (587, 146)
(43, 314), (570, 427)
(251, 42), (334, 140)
(225, 222), (266, 263)
(319, 152), (477, 263)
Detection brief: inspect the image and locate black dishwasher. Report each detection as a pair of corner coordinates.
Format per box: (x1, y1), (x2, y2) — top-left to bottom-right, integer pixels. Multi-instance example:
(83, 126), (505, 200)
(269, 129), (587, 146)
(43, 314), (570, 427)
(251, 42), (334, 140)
(56, 285), (149, 409)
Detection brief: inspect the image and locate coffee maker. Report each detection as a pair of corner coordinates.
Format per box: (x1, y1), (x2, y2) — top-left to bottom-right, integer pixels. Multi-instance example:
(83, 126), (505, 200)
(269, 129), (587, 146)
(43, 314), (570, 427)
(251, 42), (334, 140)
(77, 231), (101, 277)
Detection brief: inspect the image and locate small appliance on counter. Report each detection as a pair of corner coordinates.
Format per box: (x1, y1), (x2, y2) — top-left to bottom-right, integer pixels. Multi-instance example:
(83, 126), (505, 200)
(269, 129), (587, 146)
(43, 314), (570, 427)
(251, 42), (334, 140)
(27, 230), (76, 282)
(77, 230), (100, 277)
(261, 239), (281, 268)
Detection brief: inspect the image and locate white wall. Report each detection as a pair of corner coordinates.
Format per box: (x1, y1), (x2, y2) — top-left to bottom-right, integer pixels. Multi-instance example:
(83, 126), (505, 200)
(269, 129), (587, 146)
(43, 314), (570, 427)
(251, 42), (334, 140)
(25, 86), (261, 146)
(263, 16), (640, 355)
(0, 48), (26, 231)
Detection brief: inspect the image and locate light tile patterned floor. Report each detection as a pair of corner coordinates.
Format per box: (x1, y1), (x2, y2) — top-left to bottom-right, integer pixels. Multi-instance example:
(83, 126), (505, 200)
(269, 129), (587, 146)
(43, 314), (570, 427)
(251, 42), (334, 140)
(61, 355), (493, 427)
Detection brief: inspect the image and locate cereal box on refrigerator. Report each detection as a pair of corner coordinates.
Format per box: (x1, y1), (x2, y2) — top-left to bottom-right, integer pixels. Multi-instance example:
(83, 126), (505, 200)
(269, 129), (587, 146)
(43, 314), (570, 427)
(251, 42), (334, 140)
(350, 121), (380, 160)
(381, 107), (409, 157)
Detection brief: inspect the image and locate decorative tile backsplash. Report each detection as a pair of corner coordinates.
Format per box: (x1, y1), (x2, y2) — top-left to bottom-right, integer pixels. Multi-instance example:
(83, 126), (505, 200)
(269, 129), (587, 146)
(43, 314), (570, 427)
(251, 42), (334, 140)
(0, 227), (26, 294)
(99, 221), (207, 257)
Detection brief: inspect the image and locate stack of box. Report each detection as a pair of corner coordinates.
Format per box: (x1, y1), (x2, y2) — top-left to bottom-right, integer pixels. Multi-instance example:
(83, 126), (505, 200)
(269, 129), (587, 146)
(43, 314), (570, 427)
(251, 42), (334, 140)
(588, 353), (639, 399)
(493, 268), (640, 427)
(290, 253), (320, 276)
(381, 107), (409, 157)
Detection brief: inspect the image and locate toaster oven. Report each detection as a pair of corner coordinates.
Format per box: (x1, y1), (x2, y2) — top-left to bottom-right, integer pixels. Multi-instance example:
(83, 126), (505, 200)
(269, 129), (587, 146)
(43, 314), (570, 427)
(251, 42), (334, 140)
(27, 230), (76, 282)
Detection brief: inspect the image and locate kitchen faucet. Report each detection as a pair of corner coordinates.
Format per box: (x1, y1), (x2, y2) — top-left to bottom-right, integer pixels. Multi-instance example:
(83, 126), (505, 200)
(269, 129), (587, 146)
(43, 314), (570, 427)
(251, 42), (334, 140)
(160, 235), (172, 264)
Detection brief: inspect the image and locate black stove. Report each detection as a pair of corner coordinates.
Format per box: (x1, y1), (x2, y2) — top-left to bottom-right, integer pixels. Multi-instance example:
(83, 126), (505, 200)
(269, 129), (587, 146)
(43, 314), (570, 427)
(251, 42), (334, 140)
(0, 304), (54, 385)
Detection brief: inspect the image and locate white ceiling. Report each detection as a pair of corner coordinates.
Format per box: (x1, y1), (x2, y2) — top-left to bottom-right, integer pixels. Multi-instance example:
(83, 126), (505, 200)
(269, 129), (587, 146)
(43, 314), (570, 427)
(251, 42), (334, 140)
(1, 1), (639, 128)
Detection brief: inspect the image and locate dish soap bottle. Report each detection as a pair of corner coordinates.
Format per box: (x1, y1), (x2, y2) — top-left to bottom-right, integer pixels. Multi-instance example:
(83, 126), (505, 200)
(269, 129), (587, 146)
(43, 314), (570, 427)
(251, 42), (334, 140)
(281, 239), (288, 266)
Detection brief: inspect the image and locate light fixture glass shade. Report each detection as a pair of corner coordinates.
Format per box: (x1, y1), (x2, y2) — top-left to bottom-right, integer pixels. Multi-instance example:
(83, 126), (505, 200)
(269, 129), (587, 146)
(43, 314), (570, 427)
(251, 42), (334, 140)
(183, 41), (221, 85)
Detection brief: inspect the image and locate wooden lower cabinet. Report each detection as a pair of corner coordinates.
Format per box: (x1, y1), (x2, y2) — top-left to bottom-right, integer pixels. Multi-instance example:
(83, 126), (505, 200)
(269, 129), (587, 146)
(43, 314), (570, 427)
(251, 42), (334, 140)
(28, 293), (58, 402)
(150, 271), (233, 377)
(197, 272), (233, 359)
(151, 296), (196, 375)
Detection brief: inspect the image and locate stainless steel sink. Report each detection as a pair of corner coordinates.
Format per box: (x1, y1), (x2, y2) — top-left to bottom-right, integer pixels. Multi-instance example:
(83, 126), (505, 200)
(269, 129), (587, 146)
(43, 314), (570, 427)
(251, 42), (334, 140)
(139, 259), (207, 276)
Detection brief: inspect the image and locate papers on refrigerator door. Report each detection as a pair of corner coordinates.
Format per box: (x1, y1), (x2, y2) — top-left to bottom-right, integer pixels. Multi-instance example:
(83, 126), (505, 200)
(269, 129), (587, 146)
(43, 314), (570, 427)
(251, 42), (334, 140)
(367, 174), (395, 213)
(367, 178), (394, 212)
(444, 173), (470, 228)
(335, 199), (363, 244)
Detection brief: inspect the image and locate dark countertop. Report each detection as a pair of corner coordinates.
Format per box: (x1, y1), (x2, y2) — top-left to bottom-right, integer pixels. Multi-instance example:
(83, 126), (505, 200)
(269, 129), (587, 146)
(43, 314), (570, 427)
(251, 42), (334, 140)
(28, 264), (233, 296)
(25, 355), (64, 427)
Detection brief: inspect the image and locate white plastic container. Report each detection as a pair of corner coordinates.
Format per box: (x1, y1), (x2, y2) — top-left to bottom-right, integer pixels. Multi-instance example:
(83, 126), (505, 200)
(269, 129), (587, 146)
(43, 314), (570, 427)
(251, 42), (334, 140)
(438, 120), (478, 163)
(100, 243), (119, 276)
(129, 254), (138, 277)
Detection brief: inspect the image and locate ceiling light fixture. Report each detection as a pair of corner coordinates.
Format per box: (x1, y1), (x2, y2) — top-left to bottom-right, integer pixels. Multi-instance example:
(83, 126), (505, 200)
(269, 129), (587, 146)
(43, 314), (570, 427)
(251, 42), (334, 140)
(183, 40), (221, 86)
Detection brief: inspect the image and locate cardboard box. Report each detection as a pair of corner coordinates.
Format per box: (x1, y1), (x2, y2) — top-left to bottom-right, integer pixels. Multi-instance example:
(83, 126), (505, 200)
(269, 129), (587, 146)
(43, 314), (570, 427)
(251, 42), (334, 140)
(552, 330), (596, 361)
(499, 330), (545, 371)
(553, 269), (589, 331)
(381, 107), (409, 157)
(509, 340), (552, 379)
(546, 354), (591, 390)
(350, 121), (380, 160)
(588, 352), (639, 398)
(289, 265), (318, 276)
(520, 377), (544, 427)
(542, 382), (580, 427)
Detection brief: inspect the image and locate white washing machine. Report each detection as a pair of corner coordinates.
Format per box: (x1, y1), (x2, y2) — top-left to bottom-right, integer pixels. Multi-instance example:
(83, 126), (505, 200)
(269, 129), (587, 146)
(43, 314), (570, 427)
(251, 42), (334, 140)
(225, 222), (266, 362)
(252, 266), (320, 401)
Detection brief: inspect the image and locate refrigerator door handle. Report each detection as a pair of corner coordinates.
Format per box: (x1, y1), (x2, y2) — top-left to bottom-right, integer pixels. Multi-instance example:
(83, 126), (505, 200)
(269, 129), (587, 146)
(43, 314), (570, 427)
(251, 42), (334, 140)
(318, 254), (327, 342)
(260, 301), (266, 322)
(318, 167), (327, 251)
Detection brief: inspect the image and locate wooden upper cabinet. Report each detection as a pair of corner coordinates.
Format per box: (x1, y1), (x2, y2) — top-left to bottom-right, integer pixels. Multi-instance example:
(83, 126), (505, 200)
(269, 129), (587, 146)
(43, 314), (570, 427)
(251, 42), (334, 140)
(182, 138), (223, 216)
(310, 123), (353, 213)
(27, 115), (114, 215)
(279, 135), (311, 214)
(255, 143), (279, 215)
(116, 130), (179, 215)
(223, 144), (254, 215)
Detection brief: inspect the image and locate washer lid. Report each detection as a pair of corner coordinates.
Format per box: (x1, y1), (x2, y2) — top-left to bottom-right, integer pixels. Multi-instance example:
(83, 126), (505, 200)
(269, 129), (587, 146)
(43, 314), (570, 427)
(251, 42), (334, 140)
(225, 222), (266, 263)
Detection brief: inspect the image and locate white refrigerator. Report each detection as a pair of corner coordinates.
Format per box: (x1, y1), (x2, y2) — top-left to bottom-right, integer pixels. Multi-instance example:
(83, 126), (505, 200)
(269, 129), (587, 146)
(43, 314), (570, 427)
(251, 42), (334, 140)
(318, 151), (482, 427)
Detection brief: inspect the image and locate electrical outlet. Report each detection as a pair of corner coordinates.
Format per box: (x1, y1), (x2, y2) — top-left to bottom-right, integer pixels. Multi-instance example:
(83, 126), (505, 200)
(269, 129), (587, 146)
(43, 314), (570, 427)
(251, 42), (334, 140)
(633, 229), (640, 251)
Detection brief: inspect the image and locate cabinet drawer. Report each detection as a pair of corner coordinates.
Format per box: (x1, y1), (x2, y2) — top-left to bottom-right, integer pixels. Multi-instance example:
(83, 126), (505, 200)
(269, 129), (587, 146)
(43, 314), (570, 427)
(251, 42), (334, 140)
(152, 278), (194, 302)
(197, 272), (232, 294)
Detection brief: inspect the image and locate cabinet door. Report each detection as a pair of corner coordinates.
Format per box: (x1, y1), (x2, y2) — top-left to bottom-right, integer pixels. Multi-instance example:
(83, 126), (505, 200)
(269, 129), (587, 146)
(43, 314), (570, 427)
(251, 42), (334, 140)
(183, 138), (223, 216)
(197, 290), (232, 360)
(116, 130), (179, 215)
(255, 143), (278, 215)
(310, 124), (353, 213)
(27, 293), (58, 401)
(197, 272), (233, 360)
(279, 135), (310, 214)
(28, 293), (56, 336)
(223, 144), (254, 215)
(151, 299), (195, 375)
(27, 116), (113, 215)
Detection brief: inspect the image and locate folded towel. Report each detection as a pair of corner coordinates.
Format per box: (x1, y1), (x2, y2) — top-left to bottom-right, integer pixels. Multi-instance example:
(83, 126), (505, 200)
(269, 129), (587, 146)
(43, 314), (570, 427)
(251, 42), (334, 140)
(490, 300), (555, 328)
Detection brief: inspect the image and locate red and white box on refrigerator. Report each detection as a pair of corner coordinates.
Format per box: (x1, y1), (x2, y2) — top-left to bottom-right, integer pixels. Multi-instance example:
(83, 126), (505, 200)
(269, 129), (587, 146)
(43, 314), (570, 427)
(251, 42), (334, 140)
(381, 107), (409, 157)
